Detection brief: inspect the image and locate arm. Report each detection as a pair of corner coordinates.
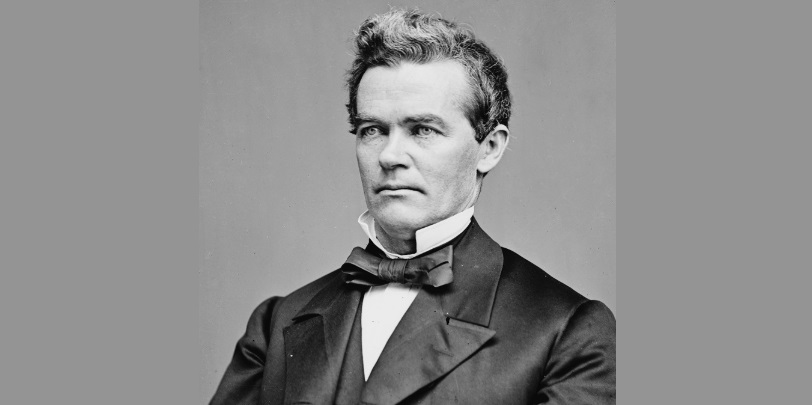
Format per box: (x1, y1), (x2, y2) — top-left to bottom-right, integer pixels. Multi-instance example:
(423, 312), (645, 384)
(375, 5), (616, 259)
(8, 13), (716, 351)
(210, 297), (279, 405)
(536, 300), (617, 405)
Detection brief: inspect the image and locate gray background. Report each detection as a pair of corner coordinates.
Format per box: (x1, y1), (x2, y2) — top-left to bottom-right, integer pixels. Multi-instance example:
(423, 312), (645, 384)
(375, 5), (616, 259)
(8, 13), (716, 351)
(200, 0), (615, 401)
(2, 1), (809, 404)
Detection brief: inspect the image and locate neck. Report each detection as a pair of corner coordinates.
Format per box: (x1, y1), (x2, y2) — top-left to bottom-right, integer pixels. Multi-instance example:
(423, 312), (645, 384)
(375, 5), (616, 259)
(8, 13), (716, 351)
(374, 222), (417, 255)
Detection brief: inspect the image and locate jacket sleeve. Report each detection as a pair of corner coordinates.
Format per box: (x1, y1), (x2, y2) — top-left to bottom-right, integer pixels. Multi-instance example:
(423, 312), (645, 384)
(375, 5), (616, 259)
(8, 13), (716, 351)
(536, 300), (617, 405)
(210, 297), (279, 405)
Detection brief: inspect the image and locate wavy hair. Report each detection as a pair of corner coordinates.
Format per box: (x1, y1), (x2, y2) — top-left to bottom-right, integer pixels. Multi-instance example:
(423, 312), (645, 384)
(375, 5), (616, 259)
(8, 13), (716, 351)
(346, 9), (511, 142)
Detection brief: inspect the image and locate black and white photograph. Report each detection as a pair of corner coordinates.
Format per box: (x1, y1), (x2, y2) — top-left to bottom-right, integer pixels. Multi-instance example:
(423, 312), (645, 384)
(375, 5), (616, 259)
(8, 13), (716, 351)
(200, 1), (616, 403)
(9, 1), (812, 404)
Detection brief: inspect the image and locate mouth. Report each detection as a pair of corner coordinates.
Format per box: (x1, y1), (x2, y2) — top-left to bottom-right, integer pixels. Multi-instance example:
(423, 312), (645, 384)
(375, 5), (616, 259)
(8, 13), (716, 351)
(375, 184), (422, 194)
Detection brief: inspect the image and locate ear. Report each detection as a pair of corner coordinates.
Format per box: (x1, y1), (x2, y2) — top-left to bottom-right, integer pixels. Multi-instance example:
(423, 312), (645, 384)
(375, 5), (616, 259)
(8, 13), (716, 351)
(476, 124), (509, 175)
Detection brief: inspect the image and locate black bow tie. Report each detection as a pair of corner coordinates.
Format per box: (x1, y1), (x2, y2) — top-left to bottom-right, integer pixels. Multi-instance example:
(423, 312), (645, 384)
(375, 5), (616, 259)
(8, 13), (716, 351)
(341, 245), (454, 287)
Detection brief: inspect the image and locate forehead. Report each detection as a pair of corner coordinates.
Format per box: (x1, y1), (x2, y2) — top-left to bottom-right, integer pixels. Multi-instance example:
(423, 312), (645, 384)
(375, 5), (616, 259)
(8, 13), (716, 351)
(356, 61), (471, 121)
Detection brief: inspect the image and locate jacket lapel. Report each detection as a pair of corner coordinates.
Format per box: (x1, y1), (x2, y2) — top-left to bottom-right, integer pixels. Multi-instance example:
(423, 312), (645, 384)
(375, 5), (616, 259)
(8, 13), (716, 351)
(282, 275), (364, 404)
(361, 218), (504, 404)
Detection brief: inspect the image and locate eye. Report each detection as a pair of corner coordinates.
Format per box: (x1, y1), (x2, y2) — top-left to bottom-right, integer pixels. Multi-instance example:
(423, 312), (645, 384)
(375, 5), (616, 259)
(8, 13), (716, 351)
(359, 126), (382, 137)
(414, 126), (437, 137)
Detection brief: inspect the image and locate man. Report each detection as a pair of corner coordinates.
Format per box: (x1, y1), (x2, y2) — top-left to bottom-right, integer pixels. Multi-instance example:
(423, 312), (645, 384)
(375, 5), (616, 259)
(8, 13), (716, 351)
(212, 9), (615, 405)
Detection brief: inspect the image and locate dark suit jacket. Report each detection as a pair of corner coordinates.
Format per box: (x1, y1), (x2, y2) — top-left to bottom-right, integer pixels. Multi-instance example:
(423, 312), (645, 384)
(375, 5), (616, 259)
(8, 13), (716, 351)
(211, 219), (616, 404)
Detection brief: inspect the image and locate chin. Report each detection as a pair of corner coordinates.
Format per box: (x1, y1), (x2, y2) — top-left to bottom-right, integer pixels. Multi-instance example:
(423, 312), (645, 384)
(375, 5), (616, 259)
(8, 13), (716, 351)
(371, 204), (430, 236)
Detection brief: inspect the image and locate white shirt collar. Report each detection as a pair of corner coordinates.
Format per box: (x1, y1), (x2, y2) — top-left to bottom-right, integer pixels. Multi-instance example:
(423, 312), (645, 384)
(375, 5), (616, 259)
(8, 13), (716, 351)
(357, 207), (475, 259)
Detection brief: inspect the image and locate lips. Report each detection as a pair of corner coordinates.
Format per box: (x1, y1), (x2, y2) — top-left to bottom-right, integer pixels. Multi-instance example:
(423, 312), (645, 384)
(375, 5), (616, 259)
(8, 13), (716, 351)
(375, 184), (421, 193)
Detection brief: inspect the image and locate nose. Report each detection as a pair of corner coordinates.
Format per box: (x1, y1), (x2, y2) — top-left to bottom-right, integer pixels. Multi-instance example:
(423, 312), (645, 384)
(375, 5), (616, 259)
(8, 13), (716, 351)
(378, 130), (410, 170)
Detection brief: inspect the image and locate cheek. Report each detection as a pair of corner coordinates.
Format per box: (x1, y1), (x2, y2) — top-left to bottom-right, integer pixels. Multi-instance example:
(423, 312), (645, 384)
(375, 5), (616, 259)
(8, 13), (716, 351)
(356, 147), (376, 183)
(430, 149), (479, 190)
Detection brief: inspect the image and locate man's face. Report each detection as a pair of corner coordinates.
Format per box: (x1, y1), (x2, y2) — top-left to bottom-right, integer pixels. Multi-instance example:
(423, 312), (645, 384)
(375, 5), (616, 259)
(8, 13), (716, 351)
(355, 60), (483, 240)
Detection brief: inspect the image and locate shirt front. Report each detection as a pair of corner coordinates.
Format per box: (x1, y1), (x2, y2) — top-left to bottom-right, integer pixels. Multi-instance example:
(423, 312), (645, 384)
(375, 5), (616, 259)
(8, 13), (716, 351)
(356, 207), (474, 380)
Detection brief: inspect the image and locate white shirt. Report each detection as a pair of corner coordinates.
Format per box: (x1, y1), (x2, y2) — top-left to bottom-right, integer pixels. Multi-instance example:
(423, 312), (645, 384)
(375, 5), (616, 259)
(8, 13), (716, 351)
(356, 207), (474, 380)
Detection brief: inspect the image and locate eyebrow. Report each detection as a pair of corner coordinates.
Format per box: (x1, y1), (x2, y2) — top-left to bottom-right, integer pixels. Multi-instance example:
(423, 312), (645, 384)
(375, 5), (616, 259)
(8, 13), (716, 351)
(354, 114), (384, 125)
(402, 114), (448, 130)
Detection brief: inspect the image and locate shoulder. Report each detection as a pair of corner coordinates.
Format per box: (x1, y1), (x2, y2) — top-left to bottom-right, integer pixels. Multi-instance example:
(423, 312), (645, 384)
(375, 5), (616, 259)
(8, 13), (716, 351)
(494, 247), (615, 332)
(252, 268), (345, 327)
(497, 248), (587, 311)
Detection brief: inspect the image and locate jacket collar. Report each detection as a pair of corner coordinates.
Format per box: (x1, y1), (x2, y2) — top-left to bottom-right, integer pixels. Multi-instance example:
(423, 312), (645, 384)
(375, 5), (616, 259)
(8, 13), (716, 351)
(283, 275), (364, 404)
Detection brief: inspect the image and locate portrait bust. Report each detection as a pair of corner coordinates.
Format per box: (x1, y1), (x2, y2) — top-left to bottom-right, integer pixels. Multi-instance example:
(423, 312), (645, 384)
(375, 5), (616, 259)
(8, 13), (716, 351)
(201, 4), (615, 404)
